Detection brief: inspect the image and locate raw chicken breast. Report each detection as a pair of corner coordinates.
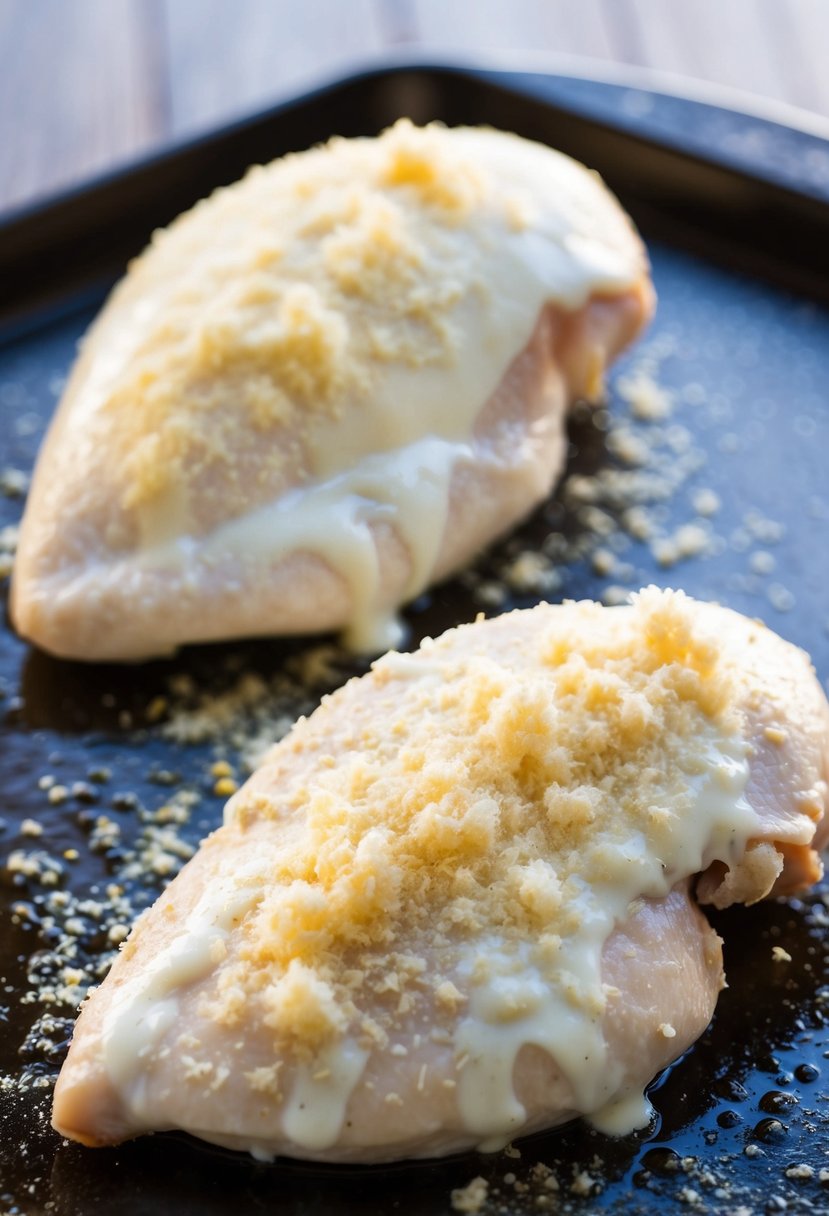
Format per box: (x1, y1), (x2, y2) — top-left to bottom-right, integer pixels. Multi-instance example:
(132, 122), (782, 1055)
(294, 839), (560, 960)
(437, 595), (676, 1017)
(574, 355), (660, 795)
(11, 121), (652, 661)
(52, 590), (829, 1161)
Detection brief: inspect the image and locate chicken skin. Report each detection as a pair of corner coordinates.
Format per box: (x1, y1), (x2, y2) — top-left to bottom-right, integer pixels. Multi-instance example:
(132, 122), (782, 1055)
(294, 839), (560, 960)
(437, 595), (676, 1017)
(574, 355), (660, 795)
(52, 590), (829, 1161)
(11, 121), (652, 660)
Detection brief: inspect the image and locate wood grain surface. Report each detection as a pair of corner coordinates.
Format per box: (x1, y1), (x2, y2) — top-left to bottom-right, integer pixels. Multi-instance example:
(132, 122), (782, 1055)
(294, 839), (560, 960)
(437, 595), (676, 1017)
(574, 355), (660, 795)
(1, 0), (827, 214)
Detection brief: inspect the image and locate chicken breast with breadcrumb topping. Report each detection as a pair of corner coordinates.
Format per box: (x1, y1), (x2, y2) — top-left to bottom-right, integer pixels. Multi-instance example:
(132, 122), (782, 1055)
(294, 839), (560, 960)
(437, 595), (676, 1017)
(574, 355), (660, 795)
(53, 590), (829, 1161)
(12, 121), (652, 660)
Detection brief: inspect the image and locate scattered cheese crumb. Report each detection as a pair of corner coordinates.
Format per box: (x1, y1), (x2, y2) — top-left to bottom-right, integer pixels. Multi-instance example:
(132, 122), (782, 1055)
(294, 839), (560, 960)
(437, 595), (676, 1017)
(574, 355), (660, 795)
(617, 370), (673, 421)
(768, 583), (795, 613)
(145, 696), (168, 723)
(245, 1063), (281, 1094)
(451, 1177), (489, 1213)
(214, 776), (238, 797)
(435, 979), (466, 1009)
(570, 1170), (596, 1196)
(785, 1164), (813, 1180)
(692, 488), (721, 517)
(652, 523), (709, 568)
(749, 550), (775, 575)
(0, 466), (29, 497)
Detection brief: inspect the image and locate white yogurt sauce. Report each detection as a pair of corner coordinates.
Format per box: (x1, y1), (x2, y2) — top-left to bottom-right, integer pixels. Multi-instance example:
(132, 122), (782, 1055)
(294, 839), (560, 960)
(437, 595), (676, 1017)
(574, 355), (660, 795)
(70, 126), (644, 653)
(100, 873), (261, 1130)
(453, 731), (756, 1147)
(97, 724), (757, 1153)
(139, 436), (468, 653)
(282, 1040), (371, 1152)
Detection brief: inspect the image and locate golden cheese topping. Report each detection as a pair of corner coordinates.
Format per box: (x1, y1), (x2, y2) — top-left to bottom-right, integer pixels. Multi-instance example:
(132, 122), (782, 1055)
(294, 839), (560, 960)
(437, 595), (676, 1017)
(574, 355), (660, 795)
(14, 121), (654, 662)
(99, 589), (780, 1151)
(223, 588), (742, 1032)
(88, 120), (641, 519)
(50, 120), (649, 651)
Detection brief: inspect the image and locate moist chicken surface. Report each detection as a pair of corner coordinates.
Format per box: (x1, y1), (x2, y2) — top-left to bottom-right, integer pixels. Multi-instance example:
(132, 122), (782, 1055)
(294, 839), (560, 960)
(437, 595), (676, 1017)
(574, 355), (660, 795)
(53, 591), (829, 1161)
(11, 121), (652, 660)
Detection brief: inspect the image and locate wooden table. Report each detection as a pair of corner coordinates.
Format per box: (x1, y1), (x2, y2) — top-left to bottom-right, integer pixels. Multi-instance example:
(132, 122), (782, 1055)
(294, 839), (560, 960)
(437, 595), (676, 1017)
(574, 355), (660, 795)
(2, 0), (828, 215)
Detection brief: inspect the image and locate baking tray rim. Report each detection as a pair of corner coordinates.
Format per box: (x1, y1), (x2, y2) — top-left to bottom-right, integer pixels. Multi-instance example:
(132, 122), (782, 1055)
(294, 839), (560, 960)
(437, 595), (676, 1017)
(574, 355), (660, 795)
(2, 54), (829, 244)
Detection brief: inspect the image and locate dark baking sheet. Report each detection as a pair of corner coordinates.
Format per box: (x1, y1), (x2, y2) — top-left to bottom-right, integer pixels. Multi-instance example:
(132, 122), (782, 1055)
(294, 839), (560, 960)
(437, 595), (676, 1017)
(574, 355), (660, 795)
(2, 64), (829, 1216)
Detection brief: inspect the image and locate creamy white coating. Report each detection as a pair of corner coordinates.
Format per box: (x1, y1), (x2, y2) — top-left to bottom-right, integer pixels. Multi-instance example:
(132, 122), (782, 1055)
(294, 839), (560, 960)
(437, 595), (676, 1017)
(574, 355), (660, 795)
(590, 1090), (655, 1137)
(97, 723), (756, 1154)
(282, 1040), (371, 1152)
(100, 874), (262, 1130)
(51, 591), (829, 1161)
(452, 732), (756, 1147)
(138, 437), (469, 653)
(57, 125), (644, 653)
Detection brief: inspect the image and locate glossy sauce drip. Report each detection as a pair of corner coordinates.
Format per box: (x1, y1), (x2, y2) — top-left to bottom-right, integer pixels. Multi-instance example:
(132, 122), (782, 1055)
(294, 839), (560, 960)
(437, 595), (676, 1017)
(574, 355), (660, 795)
(139, 437), (467, 654)
(100, 876), (261, 1128)
(454, 734), (756, 1148)
(94, 124), (645, 653)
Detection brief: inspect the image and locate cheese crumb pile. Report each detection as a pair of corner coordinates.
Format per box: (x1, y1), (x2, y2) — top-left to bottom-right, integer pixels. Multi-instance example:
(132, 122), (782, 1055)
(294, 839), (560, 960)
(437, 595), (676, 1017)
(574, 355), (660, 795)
(205, 589), (736, 1058)
(75, 117), (637, 540)
(113, 120), (473, 518)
